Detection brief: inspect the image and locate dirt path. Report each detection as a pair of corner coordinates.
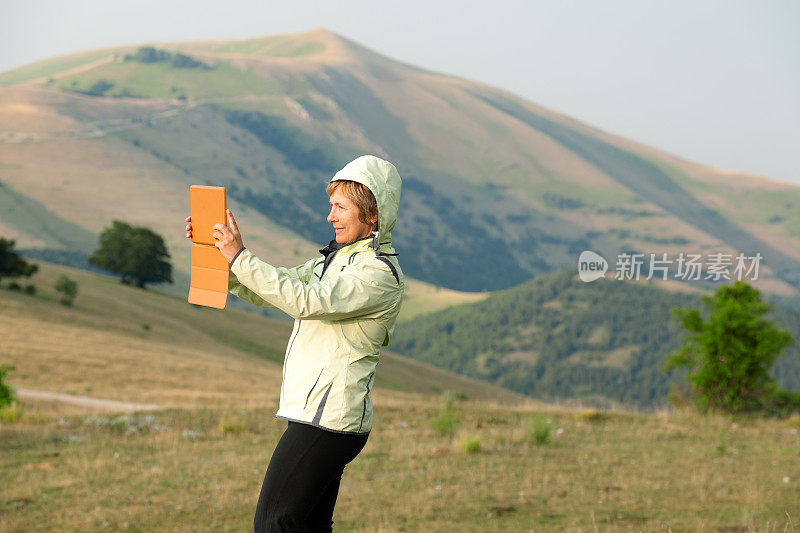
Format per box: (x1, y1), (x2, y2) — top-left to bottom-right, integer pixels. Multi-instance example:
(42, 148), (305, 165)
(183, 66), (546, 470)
(16, 389), (160, 412)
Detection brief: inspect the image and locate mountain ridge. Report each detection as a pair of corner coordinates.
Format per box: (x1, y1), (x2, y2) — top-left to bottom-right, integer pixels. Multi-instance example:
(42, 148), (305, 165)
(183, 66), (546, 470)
(0, 29), (798, 297)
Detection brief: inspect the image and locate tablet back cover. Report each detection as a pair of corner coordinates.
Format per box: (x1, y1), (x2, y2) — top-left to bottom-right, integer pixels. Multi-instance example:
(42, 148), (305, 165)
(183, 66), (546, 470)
(188, 185), (228, 309)
(188, 244), (228, 309)
(190, 185), (227, 246)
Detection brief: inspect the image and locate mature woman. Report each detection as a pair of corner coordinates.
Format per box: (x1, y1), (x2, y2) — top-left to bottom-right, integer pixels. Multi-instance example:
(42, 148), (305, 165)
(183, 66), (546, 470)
(184, 155), (404, 531)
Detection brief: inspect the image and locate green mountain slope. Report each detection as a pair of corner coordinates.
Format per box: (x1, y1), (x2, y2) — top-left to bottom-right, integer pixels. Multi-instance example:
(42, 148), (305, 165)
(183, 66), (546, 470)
(1, 28), (798, 297)
(390, 270), (800, 409)
(470, 90), (800, 288)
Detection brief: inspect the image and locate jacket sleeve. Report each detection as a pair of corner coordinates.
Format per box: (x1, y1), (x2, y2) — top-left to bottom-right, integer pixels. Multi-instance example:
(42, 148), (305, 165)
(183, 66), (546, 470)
(230, 247), (400, 320)
(227, 248), (319, 308)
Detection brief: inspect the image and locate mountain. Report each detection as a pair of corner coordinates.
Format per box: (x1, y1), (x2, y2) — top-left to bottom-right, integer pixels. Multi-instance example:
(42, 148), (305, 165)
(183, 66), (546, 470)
(1, 28), (799, 297)
(390, 269), (800, 409)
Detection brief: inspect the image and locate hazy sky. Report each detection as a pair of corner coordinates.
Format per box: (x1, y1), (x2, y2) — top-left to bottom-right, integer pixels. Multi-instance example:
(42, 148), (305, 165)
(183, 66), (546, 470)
(2, 0), (798, 185)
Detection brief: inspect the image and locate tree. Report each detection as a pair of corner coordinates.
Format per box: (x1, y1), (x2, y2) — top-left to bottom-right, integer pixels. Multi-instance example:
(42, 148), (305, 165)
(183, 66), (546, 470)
(89, 220), (172, 288)
(55, 275), (78, 306)
(665, 281), (797, 414)
(0, 238), (38, 285)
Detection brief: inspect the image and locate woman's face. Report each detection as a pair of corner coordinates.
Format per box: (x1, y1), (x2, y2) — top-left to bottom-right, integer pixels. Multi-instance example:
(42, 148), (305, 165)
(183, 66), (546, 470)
(327, 188), (376, 244)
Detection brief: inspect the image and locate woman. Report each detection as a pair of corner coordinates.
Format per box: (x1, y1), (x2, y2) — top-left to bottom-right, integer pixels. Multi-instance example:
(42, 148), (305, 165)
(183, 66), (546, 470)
(185, 155), (404, 531)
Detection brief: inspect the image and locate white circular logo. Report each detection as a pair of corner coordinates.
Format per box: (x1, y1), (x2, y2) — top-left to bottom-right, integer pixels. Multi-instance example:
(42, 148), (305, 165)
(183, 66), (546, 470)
(578, 250), (608, 282)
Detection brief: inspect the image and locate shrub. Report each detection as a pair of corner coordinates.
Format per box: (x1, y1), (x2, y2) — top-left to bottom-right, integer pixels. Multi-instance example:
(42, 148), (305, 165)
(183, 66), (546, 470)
(55, 275), (78, 305)
(0, 364), (15, 409)
(430, 389), (460, 437)
(170, 52), (209, 69)
(81, 79), (115, 96)
(127, 46), (170, 63)
(461, 437), (481, 454)
(1, 401), (22, 423)
(443, 389), (456, 410)
(576, 409), (609, 423)
(431, 409), (459, 437)
(220, 414), (247, 436)
(526, 413), (552, 446)
(665, 281), (796, 414)
(23, 284), (36, 295)
(125, 47), (210, 69)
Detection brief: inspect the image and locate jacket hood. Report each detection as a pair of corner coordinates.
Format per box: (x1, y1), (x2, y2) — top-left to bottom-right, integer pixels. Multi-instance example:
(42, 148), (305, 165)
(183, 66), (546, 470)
(330, 155), (401, 255)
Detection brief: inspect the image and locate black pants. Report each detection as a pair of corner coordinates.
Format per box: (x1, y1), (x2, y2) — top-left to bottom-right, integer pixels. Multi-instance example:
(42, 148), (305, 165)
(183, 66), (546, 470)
(254, 420), (370, 532)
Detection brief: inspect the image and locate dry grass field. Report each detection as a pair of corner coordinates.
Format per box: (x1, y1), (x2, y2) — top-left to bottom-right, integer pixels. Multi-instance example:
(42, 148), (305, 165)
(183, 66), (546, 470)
(2, 261), (799, 531)
(3, 394), (799, 531)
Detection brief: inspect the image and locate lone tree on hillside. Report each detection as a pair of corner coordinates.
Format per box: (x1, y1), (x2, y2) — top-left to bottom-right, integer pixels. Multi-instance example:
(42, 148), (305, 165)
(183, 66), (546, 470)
(89, 220), (172, 288)
(0, 238), (38, 285)
(665, 281), (798, 414)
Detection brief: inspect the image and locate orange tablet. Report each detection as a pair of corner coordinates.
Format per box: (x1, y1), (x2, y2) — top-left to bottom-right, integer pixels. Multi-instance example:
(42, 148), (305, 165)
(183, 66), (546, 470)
(188, 185), (228, 309)
(190, 185), (227, 245)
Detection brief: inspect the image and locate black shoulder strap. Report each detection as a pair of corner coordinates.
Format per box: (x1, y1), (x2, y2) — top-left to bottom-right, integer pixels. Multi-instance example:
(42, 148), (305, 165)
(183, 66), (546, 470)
(375, 256), (400, 285)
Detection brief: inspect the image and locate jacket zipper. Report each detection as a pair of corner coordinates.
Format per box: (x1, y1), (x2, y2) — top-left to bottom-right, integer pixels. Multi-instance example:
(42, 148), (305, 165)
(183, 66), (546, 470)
(358, 371), (376, 432)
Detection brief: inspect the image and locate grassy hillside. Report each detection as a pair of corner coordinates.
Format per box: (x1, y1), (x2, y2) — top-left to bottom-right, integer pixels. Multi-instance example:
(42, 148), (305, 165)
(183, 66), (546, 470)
(391, 269), (800, 409)
(0, 50), (119, 86)
(0, 259), (523, 406)
(53, 55), (300, 100)
(0, 179), (96, 250)
(1, 29), (798, 296)
(397, 278), (489, 322)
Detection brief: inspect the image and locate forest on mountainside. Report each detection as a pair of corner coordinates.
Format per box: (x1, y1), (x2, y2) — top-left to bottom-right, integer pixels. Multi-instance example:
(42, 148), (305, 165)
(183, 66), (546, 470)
(391, 270), (800, 409)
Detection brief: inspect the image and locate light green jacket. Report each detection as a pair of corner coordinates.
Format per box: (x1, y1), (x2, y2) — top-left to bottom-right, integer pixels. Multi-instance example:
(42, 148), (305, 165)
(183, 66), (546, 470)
(228, 156), (404, 434)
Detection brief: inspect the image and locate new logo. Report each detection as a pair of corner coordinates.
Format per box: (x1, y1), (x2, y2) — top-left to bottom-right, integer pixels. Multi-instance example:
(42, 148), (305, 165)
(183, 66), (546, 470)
(578, 250), (608, 282)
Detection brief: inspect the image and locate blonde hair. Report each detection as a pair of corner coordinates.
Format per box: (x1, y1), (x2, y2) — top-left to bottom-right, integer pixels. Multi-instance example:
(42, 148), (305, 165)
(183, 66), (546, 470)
(326, 180), (378, 229)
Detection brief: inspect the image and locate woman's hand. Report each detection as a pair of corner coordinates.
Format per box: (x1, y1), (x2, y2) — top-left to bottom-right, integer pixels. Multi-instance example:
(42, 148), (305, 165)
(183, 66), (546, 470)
(213, 209), (244, 263)
(184, 216), (193, 240)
